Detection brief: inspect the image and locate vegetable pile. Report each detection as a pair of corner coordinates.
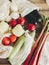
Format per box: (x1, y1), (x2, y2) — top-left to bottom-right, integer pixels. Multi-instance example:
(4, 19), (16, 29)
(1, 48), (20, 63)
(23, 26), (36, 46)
(0, 0), (48, 65)
(0, 16), (36, 64)
(0, 0), (36, 64)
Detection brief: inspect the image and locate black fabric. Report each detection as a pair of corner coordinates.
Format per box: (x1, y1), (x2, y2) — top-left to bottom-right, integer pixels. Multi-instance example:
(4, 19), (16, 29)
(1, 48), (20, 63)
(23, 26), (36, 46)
(24, 10), (41, 24)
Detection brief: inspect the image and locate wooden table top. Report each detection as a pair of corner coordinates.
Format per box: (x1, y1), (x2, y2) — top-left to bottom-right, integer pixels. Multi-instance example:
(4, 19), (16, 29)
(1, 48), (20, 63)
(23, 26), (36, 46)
(0, 59), (11, 65)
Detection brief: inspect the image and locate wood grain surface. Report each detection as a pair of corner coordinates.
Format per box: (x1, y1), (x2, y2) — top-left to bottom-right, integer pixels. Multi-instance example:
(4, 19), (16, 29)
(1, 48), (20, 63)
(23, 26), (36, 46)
(0, 59), (11, 65)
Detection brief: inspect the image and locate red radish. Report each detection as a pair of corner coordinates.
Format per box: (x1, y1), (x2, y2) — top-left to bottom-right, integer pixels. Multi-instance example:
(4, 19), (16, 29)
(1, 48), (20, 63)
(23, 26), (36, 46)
(17, 17), (26, 26)
(27, 24), (36, 31)
(10, 34), (18, 43)
(2, 37), (11, 46)
(9, 19), (17, 27)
